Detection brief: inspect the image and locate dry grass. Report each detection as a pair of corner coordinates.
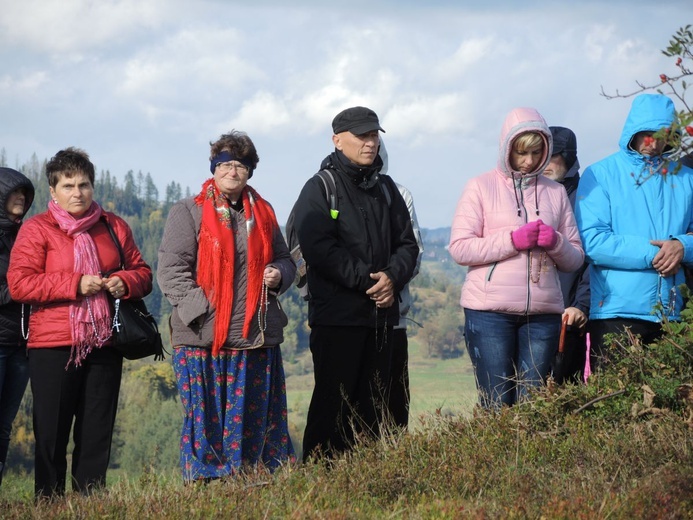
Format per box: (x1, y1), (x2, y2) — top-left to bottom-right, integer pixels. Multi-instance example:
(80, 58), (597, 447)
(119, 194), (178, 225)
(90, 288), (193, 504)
(2, 408), (690, 519)
(2, 322), (692, 518)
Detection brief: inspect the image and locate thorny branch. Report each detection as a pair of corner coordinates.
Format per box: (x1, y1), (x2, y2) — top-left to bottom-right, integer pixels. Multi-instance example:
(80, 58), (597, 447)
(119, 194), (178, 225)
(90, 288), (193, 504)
(598, 26), (693, 185)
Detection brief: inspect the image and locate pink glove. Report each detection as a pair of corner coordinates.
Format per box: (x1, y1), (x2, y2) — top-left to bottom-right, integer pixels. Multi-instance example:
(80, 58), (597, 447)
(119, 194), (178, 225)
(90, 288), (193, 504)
(537, 221), (558, 249)
(511, 220), (541, 251)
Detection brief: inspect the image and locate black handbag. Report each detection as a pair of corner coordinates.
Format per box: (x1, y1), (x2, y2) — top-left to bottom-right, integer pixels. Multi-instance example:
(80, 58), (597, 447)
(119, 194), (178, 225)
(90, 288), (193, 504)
(102, 218), (166, 361)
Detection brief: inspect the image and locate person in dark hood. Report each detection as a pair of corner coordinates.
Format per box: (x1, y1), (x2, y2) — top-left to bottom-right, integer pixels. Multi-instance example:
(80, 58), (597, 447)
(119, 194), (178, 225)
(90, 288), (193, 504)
(543, 126), (590, 383)
(0, 167), (34, 487)
(293, 106), (418, 460)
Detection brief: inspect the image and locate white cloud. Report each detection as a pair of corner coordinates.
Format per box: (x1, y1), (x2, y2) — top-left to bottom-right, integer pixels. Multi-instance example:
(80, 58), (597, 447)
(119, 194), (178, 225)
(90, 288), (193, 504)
(118, 29), (261, 100)
(584, 24), (615, 63)
(0, 71), (48, 98)
(0, 0), (177, 53)
(293, 85), (355, 132)
(231, 92), (292, 134)
(432, 36), (496, 83)
(0, 1), (686, 228)
(386, 93), (476, 140)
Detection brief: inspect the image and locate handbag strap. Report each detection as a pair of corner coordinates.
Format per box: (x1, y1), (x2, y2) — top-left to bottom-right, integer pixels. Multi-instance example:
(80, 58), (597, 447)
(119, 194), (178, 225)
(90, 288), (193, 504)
(101, 217), (129, 333)
(101, 216), (126, 270)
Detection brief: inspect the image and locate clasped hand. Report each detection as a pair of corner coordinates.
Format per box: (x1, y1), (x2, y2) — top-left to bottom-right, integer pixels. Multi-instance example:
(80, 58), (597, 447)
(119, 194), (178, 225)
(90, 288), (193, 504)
(651, 239), (684, 277)
(563, 306), (587, 329)
(263, 266), (282, 289)
(79, 275), (125, 298)
(511, 219), (558, 251)
(366, 271), (394, 308)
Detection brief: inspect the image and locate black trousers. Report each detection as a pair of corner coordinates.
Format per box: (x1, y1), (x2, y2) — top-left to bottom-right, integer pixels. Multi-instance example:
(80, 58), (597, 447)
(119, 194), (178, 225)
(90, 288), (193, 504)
(29, 347), (122, 498)
(588, 318), (663, 371)
(302, 325), (393, 461)
(389, 328), (409, 428)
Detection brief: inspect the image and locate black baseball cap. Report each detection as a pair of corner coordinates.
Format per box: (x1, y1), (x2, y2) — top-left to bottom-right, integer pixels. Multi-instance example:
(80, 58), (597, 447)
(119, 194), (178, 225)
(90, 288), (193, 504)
(332, 106), (385, 135)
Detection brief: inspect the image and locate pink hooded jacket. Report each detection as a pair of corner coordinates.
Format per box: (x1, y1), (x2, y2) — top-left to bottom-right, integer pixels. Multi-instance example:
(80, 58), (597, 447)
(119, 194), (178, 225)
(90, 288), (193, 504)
(448, 108), (584, 314)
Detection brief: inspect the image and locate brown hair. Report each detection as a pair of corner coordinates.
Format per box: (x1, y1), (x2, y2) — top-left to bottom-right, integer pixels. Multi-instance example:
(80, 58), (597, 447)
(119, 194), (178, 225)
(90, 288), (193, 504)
(209, 130), (259, 171)
(45, 147), (95, 188)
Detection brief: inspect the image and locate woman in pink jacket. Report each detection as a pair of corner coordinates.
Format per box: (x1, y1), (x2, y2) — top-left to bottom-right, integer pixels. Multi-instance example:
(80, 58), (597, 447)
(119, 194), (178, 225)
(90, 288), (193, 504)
(449, 108), (583, 409)
(8, 148), (152, 498)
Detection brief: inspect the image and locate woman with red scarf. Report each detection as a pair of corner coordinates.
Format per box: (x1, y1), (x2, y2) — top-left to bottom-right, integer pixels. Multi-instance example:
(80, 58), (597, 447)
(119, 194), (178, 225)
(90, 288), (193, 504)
(7, 148), (152, 498)
(158, 131), (296, 483)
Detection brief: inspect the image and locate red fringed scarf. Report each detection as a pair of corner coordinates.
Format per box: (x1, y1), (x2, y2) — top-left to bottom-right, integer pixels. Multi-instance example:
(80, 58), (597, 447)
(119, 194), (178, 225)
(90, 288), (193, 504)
(195, 178), (278, 355)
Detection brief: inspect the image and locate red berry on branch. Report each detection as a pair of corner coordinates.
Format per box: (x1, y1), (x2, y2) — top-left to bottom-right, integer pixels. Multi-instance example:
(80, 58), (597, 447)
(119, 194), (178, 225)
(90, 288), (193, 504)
(677, 57), (683, 66)
(686, 126), (693, 136)
(661, 167), (668, 175)
(660, 74), (668, 82)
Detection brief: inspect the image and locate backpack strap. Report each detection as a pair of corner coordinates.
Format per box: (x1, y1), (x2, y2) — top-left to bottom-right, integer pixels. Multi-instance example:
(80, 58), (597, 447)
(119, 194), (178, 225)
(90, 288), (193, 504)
(315, 169), (339, 219)
(314, 169), (390, 219)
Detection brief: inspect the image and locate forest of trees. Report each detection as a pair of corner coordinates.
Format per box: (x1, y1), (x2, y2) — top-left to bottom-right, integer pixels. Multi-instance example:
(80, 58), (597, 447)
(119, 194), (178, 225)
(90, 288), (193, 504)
(1, 151), (467, 477)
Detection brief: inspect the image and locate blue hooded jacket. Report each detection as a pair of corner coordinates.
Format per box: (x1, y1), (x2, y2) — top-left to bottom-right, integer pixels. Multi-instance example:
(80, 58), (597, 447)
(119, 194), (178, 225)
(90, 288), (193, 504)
(575, 94), (693, 322)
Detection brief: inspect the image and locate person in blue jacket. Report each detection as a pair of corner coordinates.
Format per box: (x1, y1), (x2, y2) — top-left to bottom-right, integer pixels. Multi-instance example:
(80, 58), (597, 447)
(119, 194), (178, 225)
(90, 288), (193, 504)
(575, 93), (693, 369)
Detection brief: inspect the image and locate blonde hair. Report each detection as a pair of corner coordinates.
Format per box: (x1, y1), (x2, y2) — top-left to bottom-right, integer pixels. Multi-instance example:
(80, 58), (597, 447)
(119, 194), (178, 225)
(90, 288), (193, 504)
(513, 132), (544, 153)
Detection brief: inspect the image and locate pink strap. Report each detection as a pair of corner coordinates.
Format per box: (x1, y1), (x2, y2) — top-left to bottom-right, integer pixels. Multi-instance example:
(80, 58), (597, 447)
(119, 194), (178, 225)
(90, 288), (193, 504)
(583, 332), (591, 383)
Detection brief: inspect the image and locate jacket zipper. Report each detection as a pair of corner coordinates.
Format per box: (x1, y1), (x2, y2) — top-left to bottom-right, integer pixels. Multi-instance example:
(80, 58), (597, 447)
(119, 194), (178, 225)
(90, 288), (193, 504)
(486, 262), (497, 281)
(518, 185), (531, 313)
(359, 205), (373, 266)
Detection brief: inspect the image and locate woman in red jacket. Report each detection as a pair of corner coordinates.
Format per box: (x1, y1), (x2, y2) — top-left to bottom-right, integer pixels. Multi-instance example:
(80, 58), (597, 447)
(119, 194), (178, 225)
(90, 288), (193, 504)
(7, 148), (152, 498)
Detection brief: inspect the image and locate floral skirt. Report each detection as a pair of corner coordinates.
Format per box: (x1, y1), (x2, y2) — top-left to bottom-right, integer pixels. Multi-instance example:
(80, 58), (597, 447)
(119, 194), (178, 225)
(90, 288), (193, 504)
(173, 346), (295, 481)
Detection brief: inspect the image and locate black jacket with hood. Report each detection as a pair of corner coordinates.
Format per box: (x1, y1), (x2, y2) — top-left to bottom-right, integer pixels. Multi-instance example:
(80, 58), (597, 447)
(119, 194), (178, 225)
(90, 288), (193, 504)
(0, 168), (35, 347)
(549, 125), (590, 316)
(557, 164), (590, 315)
(293, 150), (418, 327)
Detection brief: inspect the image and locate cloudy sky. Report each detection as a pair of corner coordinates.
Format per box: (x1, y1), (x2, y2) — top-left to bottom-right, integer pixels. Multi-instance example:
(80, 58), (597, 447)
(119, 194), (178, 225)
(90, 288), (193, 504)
(1, 0), (690, 229)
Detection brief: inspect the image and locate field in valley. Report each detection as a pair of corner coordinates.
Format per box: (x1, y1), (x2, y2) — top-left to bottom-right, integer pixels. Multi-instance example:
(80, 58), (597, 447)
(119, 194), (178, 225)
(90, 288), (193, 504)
(285, 334), (477, 454)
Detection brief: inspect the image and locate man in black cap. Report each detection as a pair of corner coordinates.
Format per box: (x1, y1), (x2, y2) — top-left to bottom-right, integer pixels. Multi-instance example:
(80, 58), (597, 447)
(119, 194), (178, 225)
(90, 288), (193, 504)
(544, 126), (590, 383)
(293, 106), (418, 460)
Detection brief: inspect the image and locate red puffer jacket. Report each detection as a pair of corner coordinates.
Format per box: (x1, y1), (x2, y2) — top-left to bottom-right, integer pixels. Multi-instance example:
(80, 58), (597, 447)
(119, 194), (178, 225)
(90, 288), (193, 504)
(7, 210), (152, 348)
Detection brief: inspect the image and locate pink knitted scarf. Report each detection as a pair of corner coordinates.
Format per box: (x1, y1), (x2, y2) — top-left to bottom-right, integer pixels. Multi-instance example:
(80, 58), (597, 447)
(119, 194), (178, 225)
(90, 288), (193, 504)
(48, 200), (112, 366)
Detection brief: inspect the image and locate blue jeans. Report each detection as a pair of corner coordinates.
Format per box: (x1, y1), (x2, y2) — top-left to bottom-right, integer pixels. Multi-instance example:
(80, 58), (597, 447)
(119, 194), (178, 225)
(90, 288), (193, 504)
(464, 309), (560, 409)
(0, 345), (29, 485)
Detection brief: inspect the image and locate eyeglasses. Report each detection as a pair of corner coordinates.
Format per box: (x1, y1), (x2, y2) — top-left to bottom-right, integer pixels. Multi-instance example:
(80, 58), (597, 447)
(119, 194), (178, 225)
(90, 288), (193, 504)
(216, 161), (249, 174)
